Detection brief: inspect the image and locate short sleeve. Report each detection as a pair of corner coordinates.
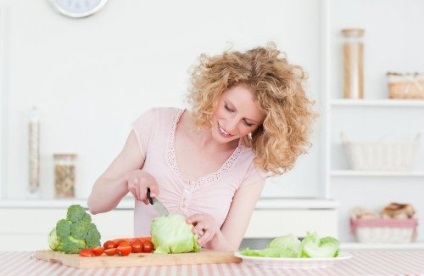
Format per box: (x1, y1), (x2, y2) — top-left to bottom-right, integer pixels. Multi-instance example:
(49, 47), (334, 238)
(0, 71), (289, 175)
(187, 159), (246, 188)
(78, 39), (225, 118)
(238, 162), (268, 189)
(132, 108), (158, 158)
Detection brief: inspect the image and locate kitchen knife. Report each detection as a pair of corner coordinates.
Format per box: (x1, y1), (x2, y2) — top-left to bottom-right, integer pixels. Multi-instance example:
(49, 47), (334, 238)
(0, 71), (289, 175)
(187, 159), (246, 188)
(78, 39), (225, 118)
(147, 187), (169, 216)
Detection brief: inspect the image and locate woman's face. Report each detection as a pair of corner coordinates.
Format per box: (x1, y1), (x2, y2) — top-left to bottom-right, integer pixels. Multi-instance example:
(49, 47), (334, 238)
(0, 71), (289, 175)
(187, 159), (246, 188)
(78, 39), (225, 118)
(211, 85), (265, 143)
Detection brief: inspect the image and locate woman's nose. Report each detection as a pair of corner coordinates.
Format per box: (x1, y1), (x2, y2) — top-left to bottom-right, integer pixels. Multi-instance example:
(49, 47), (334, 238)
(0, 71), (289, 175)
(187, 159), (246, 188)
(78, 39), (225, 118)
(224, 118), (239, 133)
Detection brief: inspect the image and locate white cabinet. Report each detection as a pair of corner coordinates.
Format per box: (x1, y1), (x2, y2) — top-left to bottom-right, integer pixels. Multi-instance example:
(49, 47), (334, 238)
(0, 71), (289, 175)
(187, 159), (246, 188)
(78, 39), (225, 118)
(322, 0), (424, 245)
(245, 209), (337, 239)
(0, 200), (338, 251)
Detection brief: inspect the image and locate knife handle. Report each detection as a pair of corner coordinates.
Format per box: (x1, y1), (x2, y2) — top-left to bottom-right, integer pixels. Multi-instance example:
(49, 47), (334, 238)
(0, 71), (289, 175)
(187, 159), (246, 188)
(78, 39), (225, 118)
(146, 187), (153, 205)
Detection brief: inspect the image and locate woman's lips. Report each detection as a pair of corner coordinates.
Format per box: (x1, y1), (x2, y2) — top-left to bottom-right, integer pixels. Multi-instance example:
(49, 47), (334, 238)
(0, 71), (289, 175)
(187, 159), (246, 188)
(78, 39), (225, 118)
(218, 123), (233, 138)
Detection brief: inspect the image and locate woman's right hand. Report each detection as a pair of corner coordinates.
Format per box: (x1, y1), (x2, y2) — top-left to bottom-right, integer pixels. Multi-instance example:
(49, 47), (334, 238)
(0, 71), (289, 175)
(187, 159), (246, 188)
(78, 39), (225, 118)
(126, 170), (159, 204)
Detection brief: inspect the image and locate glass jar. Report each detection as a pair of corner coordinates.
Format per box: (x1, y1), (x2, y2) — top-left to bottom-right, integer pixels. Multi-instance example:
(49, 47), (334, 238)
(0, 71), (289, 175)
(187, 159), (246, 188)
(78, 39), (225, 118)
(28, 106), (40, 196)
(53, 153), (77, 198)
(341, 28), (365, 99)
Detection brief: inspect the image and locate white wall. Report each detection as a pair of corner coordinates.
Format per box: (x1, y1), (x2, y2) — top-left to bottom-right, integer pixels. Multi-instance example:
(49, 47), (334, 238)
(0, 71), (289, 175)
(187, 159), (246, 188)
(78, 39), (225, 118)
(0, 0), (322, 199)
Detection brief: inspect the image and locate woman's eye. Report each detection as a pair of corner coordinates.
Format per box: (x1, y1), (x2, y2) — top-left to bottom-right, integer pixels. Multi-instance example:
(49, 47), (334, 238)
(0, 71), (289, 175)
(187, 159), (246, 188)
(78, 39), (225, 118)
(244, 121), (254, 127)
(224, 104), (234, 112)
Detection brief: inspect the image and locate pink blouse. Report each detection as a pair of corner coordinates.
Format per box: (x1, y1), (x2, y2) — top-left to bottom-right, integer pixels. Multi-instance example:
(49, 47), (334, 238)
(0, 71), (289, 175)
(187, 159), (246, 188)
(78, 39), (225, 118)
(132, 107), (266, 236)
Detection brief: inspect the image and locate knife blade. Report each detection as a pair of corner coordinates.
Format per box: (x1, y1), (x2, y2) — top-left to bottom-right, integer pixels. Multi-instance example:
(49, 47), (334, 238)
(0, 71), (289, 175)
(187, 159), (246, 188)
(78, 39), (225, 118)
(147, 187), (169, 216)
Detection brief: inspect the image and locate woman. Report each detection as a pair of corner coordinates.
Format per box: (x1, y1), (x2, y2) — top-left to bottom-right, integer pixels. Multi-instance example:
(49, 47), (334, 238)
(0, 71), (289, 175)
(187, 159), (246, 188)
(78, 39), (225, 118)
(88, 43), (316, 251)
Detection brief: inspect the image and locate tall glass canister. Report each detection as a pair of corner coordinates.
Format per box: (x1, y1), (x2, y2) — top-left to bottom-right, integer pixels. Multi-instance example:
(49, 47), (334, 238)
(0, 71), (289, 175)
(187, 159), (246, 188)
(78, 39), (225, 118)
(28, 106), (40, 197)
(341, 28), (365, 99)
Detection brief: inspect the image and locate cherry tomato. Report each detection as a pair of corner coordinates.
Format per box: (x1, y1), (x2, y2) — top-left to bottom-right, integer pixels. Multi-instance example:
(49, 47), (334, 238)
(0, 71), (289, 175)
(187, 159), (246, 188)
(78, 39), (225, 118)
(137, 236), (152, 243)
(130, 239), (143, 253)
(112, 238), (125, 244)
(142, 240), (154, 253)
(91, 246), (105, 256)
(104, 248), (117, 256)
(117, 244), (132, 256)
(103, 240), (116, 249)
(79, 248), (94, 257)
(118, 241), (131, 247)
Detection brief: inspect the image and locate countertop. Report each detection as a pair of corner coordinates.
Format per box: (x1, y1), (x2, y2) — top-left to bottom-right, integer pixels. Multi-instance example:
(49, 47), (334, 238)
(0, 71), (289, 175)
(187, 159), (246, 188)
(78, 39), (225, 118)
(1, 250), (423, 275)
(0, 197), (340, 210)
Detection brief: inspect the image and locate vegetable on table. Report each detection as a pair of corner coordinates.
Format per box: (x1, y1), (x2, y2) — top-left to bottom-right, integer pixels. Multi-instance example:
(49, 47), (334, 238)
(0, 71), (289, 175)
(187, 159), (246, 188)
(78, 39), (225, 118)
(240, 232), (340, 259)
(79, 248), (94, 257)
(150, 214), (201, 254)
(84, 236), (154, 257)
(48, 204), (101, 254)
(301, 232), (340, 258)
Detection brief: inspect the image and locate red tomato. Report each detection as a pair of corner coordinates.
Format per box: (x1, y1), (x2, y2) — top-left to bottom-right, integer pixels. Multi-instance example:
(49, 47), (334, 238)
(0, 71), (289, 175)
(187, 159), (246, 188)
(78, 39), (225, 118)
(118, 241), (131, 247)
(91, 246), (105, 256)
(104, 248), (117, 256)
(103, 240), (116, 249)
(130, 239), (143, 253)
(79, 249), (94, 257)
(142, 240), (154, 253)
(137, 236), (152, 243)
(117, 244), (132, 256)
(112, 238), (125, 244)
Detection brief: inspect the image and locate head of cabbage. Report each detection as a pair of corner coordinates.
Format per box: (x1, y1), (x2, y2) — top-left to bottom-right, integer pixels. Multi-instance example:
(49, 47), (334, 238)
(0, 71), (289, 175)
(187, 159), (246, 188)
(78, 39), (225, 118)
(150, 214), (201, 254)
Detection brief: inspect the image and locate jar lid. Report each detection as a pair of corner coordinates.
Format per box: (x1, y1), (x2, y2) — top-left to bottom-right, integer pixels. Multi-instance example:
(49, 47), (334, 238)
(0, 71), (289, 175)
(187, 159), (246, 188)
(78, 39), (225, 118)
(53, 153), (78, 159)
(341, 28), (365, 37)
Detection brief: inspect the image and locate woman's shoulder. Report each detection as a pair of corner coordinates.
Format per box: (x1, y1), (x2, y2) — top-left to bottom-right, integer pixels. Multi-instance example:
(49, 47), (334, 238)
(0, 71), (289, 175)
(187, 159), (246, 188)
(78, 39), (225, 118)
(236, 145), (271, 179)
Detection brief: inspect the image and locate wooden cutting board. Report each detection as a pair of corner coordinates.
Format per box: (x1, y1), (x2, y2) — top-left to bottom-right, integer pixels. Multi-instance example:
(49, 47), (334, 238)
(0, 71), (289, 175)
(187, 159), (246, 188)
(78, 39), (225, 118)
(34, 249), (241, 268)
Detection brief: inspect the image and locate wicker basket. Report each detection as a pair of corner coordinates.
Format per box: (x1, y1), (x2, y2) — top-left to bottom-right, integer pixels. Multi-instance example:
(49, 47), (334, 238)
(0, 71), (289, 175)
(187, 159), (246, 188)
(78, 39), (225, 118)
(341, 133), (421, 171)
(350, 218), (418, 243)
(387, 72), (424, 99)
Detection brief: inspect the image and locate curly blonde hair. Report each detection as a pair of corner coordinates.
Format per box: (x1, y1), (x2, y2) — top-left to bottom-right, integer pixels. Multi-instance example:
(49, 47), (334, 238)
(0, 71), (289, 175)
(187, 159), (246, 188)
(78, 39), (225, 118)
(186, 43), (317, 175)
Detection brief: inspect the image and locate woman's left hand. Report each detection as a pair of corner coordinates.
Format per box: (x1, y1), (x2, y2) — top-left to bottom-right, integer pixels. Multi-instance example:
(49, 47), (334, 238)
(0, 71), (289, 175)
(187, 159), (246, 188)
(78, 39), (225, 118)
(186, 213), (219, 247)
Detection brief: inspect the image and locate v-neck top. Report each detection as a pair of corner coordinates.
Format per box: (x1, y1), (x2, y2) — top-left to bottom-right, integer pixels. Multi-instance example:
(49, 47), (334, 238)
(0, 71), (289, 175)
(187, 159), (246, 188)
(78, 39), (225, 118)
(132, 107), (267, 236)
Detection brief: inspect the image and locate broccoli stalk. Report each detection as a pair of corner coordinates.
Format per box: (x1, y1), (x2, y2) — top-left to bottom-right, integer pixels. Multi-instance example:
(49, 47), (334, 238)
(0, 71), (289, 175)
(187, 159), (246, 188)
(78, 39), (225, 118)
(48, 204), (101, 254)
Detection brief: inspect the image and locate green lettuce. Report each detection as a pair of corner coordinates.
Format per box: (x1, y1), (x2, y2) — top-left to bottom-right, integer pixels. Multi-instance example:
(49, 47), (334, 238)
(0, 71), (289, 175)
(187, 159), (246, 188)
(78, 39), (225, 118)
(240, 246), (300, 258)
(268, 233), (302, 257)
(150, 214), (201, 254)
(301, 232), (340, 258)
(240, 232), (340, 258)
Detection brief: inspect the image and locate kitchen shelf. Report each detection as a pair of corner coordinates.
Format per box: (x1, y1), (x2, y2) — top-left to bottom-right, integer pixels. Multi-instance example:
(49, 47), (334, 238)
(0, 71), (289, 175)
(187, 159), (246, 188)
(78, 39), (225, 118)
(331, 170), (424, 177)
(330, 99), (424, 107)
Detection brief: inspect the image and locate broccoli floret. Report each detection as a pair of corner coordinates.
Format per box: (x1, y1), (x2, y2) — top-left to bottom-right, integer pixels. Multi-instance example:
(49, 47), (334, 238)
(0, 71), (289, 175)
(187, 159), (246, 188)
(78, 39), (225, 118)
(66, 204), (87, 223)
(58, 236), (87, 254)
(48, 204), (101, 254)
(86, 223), (101, 248)
(80, 213), (92, 224)
(70, 220), (89, 240)
(55, 219), (71, 240)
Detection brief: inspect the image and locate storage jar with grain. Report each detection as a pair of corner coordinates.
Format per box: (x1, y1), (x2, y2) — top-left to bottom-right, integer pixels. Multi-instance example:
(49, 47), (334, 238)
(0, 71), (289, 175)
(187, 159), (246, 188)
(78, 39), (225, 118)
(53, 153), (77, 198)
(341, 28), (365, 99)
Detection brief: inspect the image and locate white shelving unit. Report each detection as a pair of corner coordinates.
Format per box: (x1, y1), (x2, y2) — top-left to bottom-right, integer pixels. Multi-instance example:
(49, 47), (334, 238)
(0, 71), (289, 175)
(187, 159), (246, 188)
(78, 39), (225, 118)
(322, 0), (424, 249)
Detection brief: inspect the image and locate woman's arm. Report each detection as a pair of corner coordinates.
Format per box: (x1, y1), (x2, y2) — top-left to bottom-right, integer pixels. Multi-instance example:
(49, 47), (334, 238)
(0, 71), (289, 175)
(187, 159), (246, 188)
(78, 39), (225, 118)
(205, 179), (265, 251)
(87, 130), (146, 214)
